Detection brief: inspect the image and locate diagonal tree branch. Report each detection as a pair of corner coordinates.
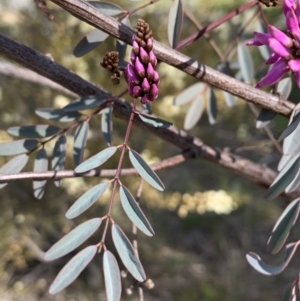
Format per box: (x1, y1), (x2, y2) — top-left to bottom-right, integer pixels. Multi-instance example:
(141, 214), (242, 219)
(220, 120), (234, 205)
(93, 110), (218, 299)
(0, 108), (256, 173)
(47, 0), (295, 117)
(0, 33), (297, 199)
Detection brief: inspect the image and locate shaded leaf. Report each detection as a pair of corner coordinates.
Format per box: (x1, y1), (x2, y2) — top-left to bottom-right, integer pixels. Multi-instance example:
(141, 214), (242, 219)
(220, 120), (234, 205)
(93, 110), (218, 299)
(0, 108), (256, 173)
(74, 122), (89, 166)
(73, 29), (109, 57)
(103, 250), (121, 301)
(283, 282), (297, 301)
(35, 108), (81, 122)
(33, 148), (48, 199)
(256, 21), (271, 60)
(184, 93), (205, 130)
(117, 17), (130, 63)
(75, 146), (117, 173)
(206, 87), (218, 125)
(112, 224), (146, 281)
(265, 155), (300, 200)
(168, 0), (183, 48)
(278, 111), (300, 142)
(277, 77), (292, 99)
(139, 114), (172, 128)
(119, 185), (154, 236)
(223, 92), (235, 108)
(173, 83), (205, 106)
(49, 245), (97, 295)
(237, 42), (254, 84)
(8, 125), (61, 139)
(0, 154), (28, 189)
(256, 108), (276, 129)
(101, 107), (113, 146)
(44, 218), (102, 261)
(63, 96), (107, 112)
(52, 135), (67, 187)
(246, 242), (300, 275)
(88, 1), (123, 15)
(285, 170), (300, 193)
(0, 139), (38, 156)
(267, 198), (300, 254)
(66, 182), (109, 219)
(129, 149), (164, 191)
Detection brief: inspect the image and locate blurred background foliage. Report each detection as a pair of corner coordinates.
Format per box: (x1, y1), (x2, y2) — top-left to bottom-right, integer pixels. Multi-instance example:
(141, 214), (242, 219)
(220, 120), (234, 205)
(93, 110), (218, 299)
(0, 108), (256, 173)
(0, 0), (298, 300)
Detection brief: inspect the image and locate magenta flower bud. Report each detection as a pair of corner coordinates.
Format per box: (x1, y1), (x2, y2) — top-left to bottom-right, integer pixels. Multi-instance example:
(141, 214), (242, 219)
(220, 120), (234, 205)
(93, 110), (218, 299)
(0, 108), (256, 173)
(128, 83), (135, 96)
(288, 59), (300, 72)
(133, 40), (139, 55)
(139, 47), (150, 65)
(146, 38), (153, 52)
(149, 51), (157, 67)
(286, 10), (300, 43)
(132, 86), (142, 97)
(130, 50), (137, 64)
(153, 71), (160, 84)
(146, 63), (154, 81)
(149, 84), (158, 100)
(283, 0), (295, 16)
(253, 32), (271, 45)
(126, 63), (140, 85)
(268, 38), (291, 59)
(141, 95), (150, 104)
(266, 53), (280, 65)
(141, 78), (150, 93)
(295, 71), (300, 87)
(135, 57), (146, 78)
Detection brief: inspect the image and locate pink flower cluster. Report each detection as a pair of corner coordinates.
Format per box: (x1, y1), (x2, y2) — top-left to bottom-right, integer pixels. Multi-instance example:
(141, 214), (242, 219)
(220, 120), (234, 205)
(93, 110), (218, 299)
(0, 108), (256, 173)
(125, 19), (160, 104)
(248, 0), (300, 88)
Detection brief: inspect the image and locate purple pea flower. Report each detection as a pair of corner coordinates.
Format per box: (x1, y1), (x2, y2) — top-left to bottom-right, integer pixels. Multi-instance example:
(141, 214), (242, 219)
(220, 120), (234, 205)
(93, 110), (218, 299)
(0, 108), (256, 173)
(124, 19), (160, 104)
(247, 0), (300, 88)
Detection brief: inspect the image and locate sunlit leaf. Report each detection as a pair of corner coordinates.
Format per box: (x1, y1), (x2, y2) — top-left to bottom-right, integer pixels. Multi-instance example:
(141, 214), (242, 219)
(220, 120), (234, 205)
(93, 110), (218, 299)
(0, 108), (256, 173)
(277, 77), (292, 99)
(0, 154), (28, 189)
(88, 1), (123, 15)
(66, 182), (109, 219)
(265, 155), (300, 200)
(184, 93), (205, 130)
(33, 148), (48, 199)
(256, 21), (271, 60)
(206, 87), (218, 125)
(101, 107), (113, 146)
(119, 185), (154, 236)
(237, 43), (254, 84)
(103, 250), (121, 301)
(73, 29), (109, 57)
(0, 139), (38, 156)
(44, 218), (102, 261)
(267, 198), (300, 254)
(173, 83), (205, 106)
(52, 135), (67, 187)
(35, 108), (81, 122)
(246, 242), (300, 275)
(223, 92), (235, 108)
(285, 170), (300, 193)
(49, 245), (97, 295)
(74, 122), (89, 166)
(129, 149), (165, 191)
(63, 96), (107, 112)
(112, 224), (146, 281)
(7, 125), (61, 139)
(139, 114), (172, 128)
(278, 111), (300, 142)
(168, 0), (183, 48)
(75, 146), (117, 173)
(256, 108), (276, 129)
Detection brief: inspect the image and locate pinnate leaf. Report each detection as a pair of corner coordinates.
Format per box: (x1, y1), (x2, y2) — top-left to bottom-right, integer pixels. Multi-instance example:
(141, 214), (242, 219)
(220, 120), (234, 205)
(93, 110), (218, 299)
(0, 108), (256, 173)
(139, 114), (172, 128)
(52, 135), (67, 187)
(8, 125), (61, 138)
(35, 108), (81, 122)
(267, 198), (300, 254)
(64, 96), (107, 112)
(88, 1), (123, 15)
(44, 218), (102, 261)
(49, 245), (97, 294)
(75, 146), (117, 173)
(206, 87), (218, 125)
(103, 250), (121, 301)
(33, 148), (48, 199)
(129, 149), (165, 191)
(0, 139), (38, 156)
(246, 242), (300, 275)
(168, 0), (183, 48)
(173, 83), (205, 106)
(256, 108), (276, 129)
(184, 93), (205, 130)
(277, 77), (292, 99)
(120, 185), (154, 236)
(74, 122), (89, 166)
(112, 224), (146, 281)
(101, 107), (113, 146)
(237, 42), (254, 84)
(0, 154), (28, 189)
(66, 182), (109, 219)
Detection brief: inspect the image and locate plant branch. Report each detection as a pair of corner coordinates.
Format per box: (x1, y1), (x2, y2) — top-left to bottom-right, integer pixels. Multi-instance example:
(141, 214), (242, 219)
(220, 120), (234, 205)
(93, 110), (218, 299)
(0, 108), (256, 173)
(0, 33), (297, 199)
(45, 0), (294, 116)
